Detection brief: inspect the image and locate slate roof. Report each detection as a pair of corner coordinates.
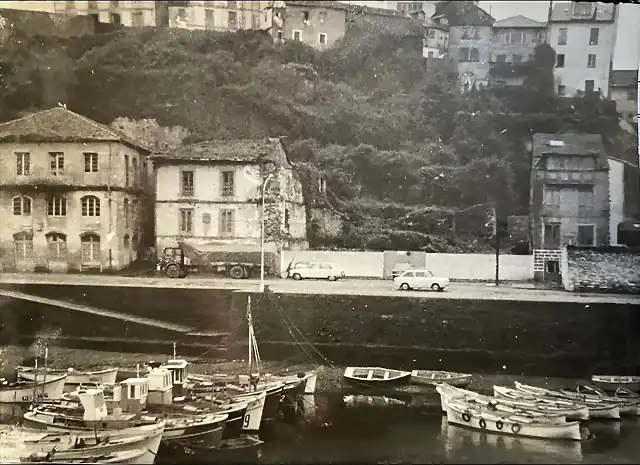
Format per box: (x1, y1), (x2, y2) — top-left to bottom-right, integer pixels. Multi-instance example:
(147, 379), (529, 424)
(532, 133), (606, 159)
(549, 2), (616, 22)
(151, 138), (290, 166)
(610, 70), (638, 88)
(433, 1), (494, 27)
(493, 15), (546, 29)
(0, 107), (150, 152)
(284, 1), (346, 11)
(346, 3), (409, 18)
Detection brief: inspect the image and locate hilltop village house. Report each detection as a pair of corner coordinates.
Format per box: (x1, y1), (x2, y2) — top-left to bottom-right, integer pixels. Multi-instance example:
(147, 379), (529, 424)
(433, 1), (495, 90)
(152, 138), (308, 255)
(547, 2), (618, 97)
(488, 15), (548, 87)
(609, 70), (639, 126)
(530, 133), (610, 281)
(0, 107), (151, 272)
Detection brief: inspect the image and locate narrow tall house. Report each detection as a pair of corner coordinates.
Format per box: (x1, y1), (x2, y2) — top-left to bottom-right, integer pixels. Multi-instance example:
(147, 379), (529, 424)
(530, 133), (610, 281)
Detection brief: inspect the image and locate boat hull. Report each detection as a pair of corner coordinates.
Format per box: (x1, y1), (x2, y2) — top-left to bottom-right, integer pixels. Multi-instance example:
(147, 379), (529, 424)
(492, 386), (590, 421)
(239, 391), (266, 433)
(160, 414), (228, 447)
(344, 367), (411, 387)
(442, 397), (582, 441)
(592, 376), (640, 393)
(22, 409), (164, 435)
(17, 367), (118, 386)
(410, 370), (472, 387)
(0, 375), (67, 404)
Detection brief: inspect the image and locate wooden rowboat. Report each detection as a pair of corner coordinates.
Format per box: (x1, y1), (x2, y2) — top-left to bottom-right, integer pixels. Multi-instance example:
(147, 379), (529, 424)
(17, 366), (118, 386)
(441, 395), (582, 441)
(410, 370), (472, 387)
(591, 375), (640, 393)
(436, 383), (567, 422)
(571, 384), (640, 416)
(514, 381), (620, 419)
(343, 367), (411, 386)
(493, 385), (589, 421)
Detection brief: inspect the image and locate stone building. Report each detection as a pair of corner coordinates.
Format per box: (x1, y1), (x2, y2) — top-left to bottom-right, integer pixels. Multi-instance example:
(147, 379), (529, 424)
(167, 0), (271, 32)
(433, 1), (494, 90)
(152, 138), (307, 254)
(52, 0), (159, 27)
(489, 15), (547, 87)
(530, 133), (610, 281)
(277, 1), (347, 49)
(609, 70), (638, 126)
(0, 107), (151, 272)
(409, 9), (448, 58)
(547, 2), (618, 97)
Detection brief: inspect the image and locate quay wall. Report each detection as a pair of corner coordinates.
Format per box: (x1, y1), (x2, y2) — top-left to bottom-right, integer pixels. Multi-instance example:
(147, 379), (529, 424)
(0, 283), (637, 377)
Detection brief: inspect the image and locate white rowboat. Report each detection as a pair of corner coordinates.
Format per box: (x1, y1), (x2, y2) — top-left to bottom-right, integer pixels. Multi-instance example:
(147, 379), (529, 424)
(410, 370), (472, 387)
(344, 367), (411, 386)
(16, 367), (118, 386)
(591, 375), (640, 393)
(493, 385), (589, 421)
(514, 381), (620, 419)
(441, 395), (582, 441)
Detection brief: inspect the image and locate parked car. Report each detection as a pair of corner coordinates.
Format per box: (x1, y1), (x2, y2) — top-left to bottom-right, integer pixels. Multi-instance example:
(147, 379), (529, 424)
(393, 269), (449, 291)
(288, 262), (345, 281)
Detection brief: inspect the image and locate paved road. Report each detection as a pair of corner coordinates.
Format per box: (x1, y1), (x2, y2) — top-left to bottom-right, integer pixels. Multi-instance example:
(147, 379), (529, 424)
(0, 273), (637, 304)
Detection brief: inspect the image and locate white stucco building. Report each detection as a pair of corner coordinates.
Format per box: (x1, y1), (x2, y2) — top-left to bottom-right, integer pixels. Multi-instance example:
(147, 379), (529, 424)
(548, 2), (619, 98)
(152, 138), (308, 254)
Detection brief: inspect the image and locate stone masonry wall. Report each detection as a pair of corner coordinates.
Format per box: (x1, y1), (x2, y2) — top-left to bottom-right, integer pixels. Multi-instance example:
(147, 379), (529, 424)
(562, 246), (640, 294)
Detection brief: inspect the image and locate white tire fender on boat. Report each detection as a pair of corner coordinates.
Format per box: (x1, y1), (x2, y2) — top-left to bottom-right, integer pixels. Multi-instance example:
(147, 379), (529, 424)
(511, 423), (521, 434)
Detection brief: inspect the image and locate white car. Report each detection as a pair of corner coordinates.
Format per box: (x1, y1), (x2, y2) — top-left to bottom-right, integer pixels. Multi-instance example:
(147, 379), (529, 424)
(393, 269), (449, 292)
(288, 262), (345, 281)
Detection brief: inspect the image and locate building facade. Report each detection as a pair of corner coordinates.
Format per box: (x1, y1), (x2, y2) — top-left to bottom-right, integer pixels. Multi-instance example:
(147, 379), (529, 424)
(167, 0), (271, 32)
(489, 15), (547, 86)
(417, 13), (449, 58)
(609, 70), (638, 126)
(434, 1), (494, 90)
(548, 2), (618, 97)
(608, 156), (640, 246)
(52, 0), (158, 27)
(153, 138), (307, 254)
(530, 133), (610, 281)
(278, 1), (347, 49)
(0, 107), (151, 272)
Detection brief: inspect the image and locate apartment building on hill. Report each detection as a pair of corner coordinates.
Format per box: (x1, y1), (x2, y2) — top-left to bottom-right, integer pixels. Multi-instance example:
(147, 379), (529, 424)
(547, 2), (618, 97)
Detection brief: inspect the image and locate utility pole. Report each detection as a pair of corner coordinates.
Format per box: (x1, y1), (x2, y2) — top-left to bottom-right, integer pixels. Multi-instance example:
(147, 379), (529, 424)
(492, 206), (500, 287)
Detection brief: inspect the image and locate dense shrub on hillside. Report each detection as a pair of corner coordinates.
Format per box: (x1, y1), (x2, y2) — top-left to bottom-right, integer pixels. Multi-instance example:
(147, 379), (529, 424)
(0, 25), (632, 251)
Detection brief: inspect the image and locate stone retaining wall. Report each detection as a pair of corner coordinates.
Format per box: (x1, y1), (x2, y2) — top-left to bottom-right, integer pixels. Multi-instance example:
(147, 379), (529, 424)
(561, 246), (640, 294)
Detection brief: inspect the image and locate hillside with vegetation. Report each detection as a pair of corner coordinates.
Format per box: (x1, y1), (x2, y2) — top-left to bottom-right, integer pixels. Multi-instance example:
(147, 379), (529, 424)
(0, 19), (635, 252)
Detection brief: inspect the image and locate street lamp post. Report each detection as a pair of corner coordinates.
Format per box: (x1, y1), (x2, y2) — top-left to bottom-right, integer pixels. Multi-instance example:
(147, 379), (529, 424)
(260, 173), (275, 293)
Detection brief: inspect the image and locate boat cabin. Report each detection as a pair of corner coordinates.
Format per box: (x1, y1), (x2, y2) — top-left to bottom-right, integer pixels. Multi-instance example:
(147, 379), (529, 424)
(146, 368), (173, 406)
(112, 378), (149, 414)
(75, 388), (108, 421)
(161, 359), (189, 397)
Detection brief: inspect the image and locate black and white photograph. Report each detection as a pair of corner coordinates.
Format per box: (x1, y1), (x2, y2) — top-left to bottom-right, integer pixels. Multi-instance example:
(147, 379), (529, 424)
(0, 0), (638, 463)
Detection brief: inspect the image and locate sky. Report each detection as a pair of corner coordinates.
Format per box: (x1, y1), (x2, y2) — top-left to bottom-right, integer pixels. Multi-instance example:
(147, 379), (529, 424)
(478, 1), (640, 71)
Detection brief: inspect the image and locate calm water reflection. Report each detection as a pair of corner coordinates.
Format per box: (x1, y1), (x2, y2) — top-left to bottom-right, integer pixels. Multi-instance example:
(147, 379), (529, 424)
(2, 394), (639, 463)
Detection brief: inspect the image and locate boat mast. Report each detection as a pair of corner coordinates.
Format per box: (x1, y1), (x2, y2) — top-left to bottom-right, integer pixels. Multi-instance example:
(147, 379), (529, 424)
(247, 295), (253, 390)
(32, 357), (38, 406)
(42, 343), (48, 401)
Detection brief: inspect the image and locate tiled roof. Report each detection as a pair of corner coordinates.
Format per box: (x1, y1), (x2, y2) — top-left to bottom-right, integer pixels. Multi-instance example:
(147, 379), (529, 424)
(532, 133), (606, 158)
(151, 138), (290, 165)
(0, 107), (150, 152)
(610, 70), (638, 88)
(346, 3), (409, 18)
(550, 2), (616, 22)
(493, 15), (546, 29)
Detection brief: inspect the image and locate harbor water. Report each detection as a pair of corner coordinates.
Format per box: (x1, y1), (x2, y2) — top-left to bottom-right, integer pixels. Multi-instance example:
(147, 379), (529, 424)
(3, 394), (638, 463)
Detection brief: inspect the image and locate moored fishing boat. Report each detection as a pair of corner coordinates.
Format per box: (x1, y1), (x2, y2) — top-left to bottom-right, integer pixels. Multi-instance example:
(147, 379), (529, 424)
(21, 448), (149, 464)
(410, 370), (472, 387)
(0, 375), (67, 404)
(441, 395), (583, 441)
(1, 428), (162, 465)
(570, 384), (640, 416)
(343, 367), (411, 386)
(493, 385), (589, 421)
(591, 375), (640, 393)
(436, 384), (567, 423)
(514, 381), (620, 419)
(16, 367), (118, 387)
